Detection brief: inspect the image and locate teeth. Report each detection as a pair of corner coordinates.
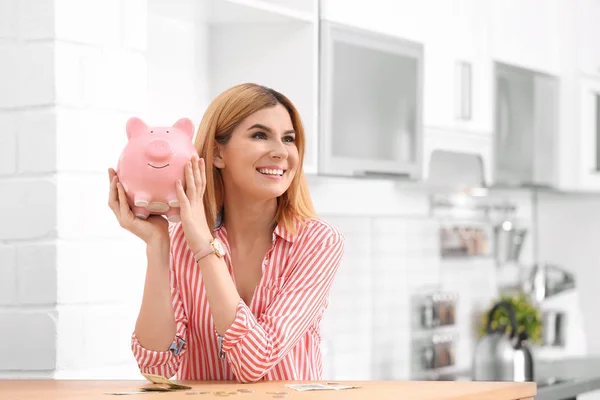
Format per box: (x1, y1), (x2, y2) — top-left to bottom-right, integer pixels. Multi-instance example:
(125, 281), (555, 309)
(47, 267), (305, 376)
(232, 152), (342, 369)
(258, 168), (284, 176)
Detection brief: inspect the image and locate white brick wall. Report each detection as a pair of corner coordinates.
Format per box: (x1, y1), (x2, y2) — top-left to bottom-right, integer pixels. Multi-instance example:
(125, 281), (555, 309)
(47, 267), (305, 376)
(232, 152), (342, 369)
(0, 0), (57, 377)
(0, 113), (18, 175)
(0, 0), (150, 378)
(0, 245), (17, 305)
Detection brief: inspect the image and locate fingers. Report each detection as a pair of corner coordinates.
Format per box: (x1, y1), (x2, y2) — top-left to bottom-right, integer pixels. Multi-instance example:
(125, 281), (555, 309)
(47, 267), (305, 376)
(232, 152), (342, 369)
(108, 174), (120, 218)
(185, 158), (197, 200)
(198, 157), (206, 194)
(192, 155), (202, 191)
(175, 179), (189, 212)
(191, 155), (206, 197)
(116, 182), (133, 223)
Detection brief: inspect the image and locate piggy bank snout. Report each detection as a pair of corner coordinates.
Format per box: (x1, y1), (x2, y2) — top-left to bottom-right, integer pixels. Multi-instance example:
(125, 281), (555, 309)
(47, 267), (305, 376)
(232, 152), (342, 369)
(145, 138), (173, 161)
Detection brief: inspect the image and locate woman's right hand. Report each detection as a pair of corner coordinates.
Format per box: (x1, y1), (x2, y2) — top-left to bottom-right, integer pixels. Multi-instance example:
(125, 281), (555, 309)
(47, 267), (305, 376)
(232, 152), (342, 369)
(108, 168), (169, 245)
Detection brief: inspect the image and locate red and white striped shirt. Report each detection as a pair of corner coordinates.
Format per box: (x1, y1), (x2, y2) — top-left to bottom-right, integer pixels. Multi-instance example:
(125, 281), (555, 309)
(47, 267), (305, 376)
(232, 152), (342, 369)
(131, 217), (344, 383)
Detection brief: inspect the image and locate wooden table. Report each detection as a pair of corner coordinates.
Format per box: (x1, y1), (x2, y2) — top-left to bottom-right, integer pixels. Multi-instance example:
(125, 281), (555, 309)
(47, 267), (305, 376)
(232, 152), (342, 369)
(0, 379), (537, 400)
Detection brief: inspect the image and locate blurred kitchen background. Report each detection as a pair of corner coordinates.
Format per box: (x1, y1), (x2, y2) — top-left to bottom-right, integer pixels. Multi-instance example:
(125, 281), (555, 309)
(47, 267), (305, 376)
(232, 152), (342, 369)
(2, 0), (600, 396)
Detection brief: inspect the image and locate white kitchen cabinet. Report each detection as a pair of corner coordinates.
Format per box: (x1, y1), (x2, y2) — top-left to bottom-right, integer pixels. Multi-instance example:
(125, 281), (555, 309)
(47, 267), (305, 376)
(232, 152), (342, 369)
(493, 63), (559, 188)
(576, 0), (600, 78)
(318, 20), (424, 179)
(575, 78), (600, 190)
(422, 0), (493, 134)
(145, 0), (320, 174)
(551, 0), (600, 193)
(489, 0), (561, 76)
(320, 0), (430, 44)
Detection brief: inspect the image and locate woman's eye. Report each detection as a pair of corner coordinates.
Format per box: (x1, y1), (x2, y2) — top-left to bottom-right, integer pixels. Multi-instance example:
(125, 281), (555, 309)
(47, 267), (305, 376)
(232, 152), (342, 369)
(252, 132), (267, 139)
(283, 136), (296, 143)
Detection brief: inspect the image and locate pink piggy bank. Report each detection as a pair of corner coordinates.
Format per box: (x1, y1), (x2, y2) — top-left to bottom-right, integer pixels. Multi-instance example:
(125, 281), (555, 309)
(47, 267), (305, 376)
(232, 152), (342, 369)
(116, 117), (197, 223)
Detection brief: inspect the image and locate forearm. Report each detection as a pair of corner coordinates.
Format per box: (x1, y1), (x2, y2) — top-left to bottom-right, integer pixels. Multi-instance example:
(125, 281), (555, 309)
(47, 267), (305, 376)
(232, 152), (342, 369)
(134, 239), (177, 351)
(197, 248), (241, 336)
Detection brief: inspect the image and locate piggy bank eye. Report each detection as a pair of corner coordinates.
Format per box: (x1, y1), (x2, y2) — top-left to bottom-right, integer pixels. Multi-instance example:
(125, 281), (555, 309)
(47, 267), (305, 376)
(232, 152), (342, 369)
(150, 130), (154, 134)
(166, 130), (170, 134)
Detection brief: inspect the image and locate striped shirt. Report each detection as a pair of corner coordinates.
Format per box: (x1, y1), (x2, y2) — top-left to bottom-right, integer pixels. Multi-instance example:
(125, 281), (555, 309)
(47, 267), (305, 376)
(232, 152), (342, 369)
(131, 217), (344, 383)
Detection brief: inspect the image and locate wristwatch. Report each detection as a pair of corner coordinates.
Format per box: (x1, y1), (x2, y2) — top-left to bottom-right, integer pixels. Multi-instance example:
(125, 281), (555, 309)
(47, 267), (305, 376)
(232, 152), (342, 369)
(194, 237), (227, 263)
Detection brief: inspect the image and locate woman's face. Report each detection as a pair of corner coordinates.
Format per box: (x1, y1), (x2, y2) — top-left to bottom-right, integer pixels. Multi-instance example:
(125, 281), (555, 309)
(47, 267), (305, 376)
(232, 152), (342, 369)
(215, 104), (299, 201)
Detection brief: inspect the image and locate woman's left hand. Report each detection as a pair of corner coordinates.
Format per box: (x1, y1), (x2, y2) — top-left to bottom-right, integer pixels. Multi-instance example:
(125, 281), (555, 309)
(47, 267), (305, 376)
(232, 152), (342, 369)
(176, 154), (214, 254)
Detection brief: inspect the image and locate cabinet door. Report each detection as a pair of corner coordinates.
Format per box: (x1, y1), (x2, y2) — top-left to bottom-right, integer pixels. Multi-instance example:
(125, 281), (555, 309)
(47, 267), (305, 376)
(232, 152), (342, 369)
(493, 64), (559, 187)
(320, 0), (429, 43)
(423, 0), (492, 134)
(319, 21), (423, 178)
(490, 0), (561, 75)
(579, 78), (600, 189)
(532, 73), (559, 187)
(494, 64), (535, 185)
(577, 0), (600, 78)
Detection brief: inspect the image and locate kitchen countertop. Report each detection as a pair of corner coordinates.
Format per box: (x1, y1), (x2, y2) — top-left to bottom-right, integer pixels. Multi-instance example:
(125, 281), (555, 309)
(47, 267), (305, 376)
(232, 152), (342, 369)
(535, 357), (600, 400)
(0, 379), (536, 400)
(444, 357), (600, 400)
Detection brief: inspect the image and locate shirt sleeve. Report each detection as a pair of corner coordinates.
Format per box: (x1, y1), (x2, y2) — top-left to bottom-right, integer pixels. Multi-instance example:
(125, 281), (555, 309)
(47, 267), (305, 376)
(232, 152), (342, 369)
(220, 228), (344, 383)
(131, 226), (189, 379)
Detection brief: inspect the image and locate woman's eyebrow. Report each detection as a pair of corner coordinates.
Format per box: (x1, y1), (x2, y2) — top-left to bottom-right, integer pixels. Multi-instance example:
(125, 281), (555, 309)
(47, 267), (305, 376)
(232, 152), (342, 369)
(247, 124), (295, 135)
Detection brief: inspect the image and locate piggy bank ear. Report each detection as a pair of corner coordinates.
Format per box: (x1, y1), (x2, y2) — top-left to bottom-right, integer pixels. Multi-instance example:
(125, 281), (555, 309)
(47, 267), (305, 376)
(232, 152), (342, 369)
(172, 118), (194, 139)
(126, 117), (148, 140)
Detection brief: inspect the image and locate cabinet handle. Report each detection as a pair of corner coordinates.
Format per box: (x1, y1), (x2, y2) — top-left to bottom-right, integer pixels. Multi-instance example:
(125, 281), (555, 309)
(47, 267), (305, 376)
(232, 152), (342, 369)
(354, 170), (411, 179)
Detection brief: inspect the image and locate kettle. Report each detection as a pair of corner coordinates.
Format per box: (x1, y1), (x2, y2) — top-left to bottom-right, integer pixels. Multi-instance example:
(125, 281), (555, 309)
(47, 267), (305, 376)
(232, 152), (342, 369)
(472, 301), (534, 382)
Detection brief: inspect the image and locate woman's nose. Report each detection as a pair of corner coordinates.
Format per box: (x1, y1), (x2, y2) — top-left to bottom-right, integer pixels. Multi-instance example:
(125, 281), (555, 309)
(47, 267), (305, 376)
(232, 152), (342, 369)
(269, 141), (288, 159)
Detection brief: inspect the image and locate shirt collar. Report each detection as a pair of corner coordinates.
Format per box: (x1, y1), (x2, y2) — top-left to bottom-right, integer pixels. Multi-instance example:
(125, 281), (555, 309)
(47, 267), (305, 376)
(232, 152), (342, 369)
(273, 221), (296, 243)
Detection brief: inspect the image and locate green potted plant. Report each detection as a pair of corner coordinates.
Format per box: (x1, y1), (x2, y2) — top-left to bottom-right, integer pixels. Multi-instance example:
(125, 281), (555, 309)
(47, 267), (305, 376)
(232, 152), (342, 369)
(477, 291), (543, 344)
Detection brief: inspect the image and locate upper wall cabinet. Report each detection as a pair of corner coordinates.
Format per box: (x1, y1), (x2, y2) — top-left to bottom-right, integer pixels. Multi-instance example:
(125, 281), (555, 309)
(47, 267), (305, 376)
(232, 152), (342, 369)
(318, 20), (424, 179)
(489, 0), (561, 76)
(145, 0), (320, 174)
(576, 0), (600, 78)
(577, 78), (600, 189)
(320, 0), (429, 44)
(493, 63), (559, 188)
(559, 77), (600, 192)
(422, 0), (493, 135)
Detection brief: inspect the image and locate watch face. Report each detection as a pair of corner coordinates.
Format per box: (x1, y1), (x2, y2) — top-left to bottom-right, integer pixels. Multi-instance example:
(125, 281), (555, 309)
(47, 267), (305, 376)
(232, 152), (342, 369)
(213, 238), (226, 256)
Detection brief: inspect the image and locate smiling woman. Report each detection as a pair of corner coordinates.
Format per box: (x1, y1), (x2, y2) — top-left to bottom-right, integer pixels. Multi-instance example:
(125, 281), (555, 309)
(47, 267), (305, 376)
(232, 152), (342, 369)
(108, 83), (345, 383)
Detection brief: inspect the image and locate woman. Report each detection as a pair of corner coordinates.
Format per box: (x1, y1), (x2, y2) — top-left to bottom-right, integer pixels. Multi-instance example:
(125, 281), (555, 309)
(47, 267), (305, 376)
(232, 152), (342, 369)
(107, 83), (344, 383)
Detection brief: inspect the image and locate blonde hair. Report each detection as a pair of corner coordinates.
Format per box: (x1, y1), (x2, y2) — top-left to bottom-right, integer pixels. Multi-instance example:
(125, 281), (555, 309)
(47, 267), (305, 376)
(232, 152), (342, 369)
(194, 83), (316, 235)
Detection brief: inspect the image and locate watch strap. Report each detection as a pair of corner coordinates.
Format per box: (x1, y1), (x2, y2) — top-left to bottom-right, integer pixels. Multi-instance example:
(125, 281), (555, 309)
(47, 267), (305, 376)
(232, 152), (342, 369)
(194, 242), (215, 263)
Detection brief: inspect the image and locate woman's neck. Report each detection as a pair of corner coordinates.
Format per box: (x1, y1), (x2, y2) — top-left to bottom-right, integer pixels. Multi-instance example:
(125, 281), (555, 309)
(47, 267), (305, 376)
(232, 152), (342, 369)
(221, 196), (278, 250)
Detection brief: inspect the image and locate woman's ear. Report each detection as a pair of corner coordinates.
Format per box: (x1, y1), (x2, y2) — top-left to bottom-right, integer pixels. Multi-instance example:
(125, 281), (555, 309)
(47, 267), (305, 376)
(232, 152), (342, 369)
(213, 144), (225, 168)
